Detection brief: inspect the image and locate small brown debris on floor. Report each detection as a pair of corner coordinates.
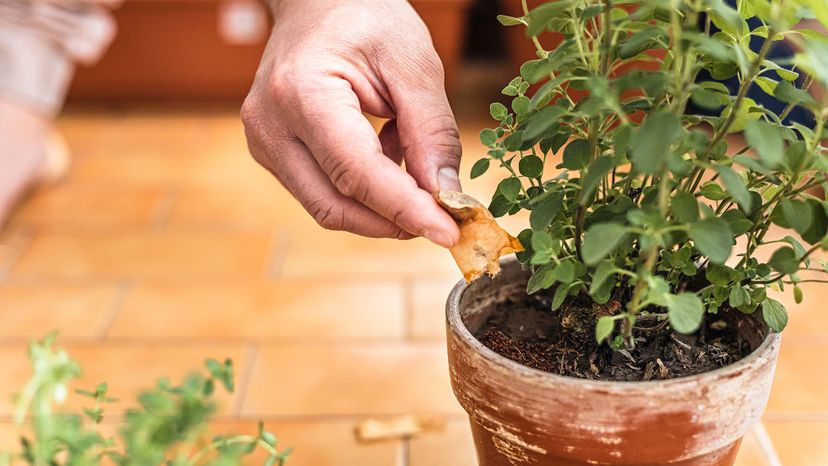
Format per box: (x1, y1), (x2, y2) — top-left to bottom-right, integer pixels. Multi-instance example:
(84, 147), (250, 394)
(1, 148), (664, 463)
(436, 190), (523, 282)
(354, 415), (446, 442)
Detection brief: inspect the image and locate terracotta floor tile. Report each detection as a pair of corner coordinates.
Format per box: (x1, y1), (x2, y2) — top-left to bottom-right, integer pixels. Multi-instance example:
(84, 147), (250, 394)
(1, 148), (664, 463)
(241, 343), (461, 416)
(769, 280), (828, 340)
(280, 230), (459, 279)
(109, 280), (405, 340)
(9, 185), (165, 230)
(0, 343), (248, 417)
(408, 418), (476, 466)
(734, 428), (771, 466)
(213, 420), (401, 466)
(0, 227), (30, 280)
(166, 185), (303, 230)
(11, 230), (272, 279)
(410, 277), (461, 339)
(0, 282), (118, 339)
(764, 421), (828, 466)
(767, 343), (828, 414)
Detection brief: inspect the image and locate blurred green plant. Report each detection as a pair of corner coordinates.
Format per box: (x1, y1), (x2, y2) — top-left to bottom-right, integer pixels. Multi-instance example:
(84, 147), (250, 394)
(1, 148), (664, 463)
(0, 334), (290, 466)
(478, 0), (828, 348)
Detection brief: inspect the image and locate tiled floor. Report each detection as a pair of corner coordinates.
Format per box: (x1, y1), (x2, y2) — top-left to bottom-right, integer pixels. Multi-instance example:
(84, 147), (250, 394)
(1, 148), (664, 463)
(0, 103), (825, 465)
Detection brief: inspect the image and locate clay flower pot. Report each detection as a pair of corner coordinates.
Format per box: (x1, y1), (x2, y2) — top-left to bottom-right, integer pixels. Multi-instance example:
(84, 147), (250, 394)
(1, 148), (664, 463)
(446, 258), (781, 466)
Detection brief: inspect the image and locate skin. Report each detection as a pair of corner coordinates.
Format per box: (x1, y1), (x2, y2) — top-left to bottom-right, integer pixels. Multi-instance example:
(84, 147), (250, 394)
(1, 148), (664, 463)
(242, 0), (463, 247)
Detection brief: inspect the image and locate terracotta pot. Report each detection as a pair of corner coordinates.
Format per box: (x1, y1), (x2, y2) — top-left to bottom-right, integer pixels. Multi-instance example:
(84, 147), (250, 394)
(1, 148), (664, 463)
(446, 258), (781, 466)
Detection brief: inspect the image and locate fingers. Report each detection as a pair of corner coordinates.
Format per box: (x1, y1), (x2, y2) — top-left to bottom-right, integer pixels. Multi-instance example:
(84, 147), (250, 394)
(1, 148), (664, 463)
(382, 48), (463, 194)
(378, 119), (404, 166)
(242, 120), (411, 239)
(291, 80), (460, 247)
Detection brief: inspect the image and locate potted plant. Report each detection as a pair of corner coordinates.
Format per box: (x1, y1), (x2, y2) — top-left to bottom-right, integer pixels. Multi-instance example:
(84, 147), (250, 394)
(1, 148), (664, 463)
(1, 334), (290, 465)
(443, 0), (827, 464)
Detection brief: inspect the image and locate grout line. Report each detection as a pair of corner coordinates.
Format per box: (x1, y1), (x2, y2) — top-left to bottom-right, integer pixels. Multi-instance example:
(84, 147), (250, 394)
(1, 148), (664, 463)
(151, 186), (179, 230)
(0, 228), (34, 282)
(264, 229), (290, 280)
(753, 423), (782, 466)
(763, 411), (828, 422)
(399, 437), (410, 466)
(96, 280), (132, 340)
(233, 343), (259, 417)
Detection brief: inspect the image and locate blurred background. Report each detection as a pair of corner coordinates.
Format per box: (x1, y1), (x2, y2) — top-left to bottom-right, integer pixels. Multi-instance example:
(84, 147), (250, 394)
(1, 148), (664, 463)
(0, 0), (826, 464)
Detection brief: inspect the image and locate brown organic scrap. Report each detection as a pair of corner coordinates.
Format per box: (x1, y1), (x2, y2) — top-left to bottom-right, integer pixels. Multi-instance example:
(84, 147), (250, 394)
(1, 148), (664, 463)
(355, 415), (445, 442)
(436, 190), (524, 282)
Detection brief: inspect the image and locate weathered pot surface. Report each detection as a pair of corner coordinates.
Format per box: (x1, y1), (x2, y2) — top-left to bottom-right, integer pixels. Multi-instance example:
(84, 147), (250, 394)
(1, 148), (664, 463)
(446, 257), (780, 466)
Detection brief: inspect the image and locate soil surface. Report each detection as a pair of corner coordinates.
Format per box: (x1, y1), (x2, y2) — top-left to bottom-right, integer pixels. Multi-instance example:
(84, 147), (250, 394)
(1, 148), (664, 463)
(476, 290), (752, 381)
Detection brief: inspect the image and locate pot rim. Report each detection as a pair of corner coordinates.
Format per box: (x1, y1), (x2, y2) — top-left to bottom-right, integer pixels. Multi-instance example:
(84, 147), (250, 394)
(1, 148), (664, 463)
(446, 256), (781, 394)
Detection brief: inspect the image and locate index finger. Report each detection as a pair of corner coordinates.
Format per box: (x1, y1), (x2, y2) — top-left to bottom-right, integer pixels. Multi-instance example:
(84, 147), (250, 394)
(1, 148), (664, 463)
(289, 78), (459, 247)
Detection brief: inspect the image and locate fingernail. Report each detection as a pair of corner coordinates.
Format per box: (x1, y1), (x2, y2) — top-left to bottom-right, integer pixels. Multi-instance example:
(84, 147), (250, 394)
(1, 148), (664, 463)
(437, 167), (462, 192)
(422, 229), (455, 248)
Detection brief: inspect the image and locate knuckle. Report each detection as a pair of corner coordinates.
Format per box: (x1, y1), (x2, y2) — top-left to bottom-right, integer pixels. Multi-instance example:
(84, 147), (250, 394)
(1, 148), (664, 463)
(308, 199), (345, 231)
(327, 158), (367, 201)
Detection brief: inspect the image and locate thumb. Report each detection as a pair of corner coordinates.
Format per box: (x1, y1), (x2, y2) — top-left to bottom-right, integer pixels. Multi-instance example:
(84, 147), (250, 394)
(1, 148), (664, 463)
(387, 59), (462, 194)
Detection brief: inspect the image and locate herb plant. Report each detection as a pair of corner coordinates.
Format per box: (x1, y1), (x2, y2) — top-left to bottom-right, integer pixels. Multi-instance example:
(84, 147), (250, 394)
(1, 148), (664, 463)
(1, 334), (290, 466)
(476, 0), (828, 348)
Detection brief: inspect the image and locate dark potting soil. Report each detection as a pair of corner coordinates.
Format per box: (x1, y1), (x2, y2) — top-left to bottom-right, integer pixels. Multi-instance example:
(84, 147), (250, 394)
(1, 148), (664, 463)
(476, 290), (752, 381)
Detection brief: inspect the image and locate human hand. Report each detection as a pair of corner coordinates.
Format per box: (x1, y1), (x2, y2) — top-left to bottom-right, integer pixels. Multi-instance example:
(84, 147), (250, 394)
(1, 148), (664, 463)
(242, 0), (462, 247)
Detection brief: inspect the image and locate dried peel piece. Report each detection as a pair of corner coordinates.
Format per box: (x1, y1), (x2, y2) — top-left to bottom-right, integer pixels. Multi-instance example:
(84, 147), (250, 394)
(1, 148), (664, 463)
(436, 190), (524, 282)
(354, 415), (445, 442)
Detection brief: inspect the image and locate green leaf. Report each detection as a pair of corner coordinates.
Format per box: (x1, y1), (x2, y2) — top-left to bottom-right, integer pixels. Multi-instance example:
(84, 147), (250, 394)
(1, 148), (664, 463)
(522, 106), (566, 141)
(689, 219), (733, 264)
(802, 199), (828, 245)
(551, 260), (575, 283)
(480, 129), (497, 146)
(774, 80), (817, 108)
(762, 298), (788, 332)
(512, 95), (531, 115)
(666, 293), (705, 334)
(496, 14), (525, 26)
(780, 199), (813, 235)
(721, 209), (753, 236)
(497, 178), (522, 202)
(768, 246), (799, 275)
(630, 111), (682, 174)
(562, 139), (591, 171)
(691, 87), (725, 110)
(578, 156), (614, 205)
(527, 0), (576, 36)
(489, 102), (509, 121)
(708, 0), (746, 36)
(488, 194), (514, 217)
(783, 235), (809, 267)
(729, 286), (750, 308)
(715, 165), (752, 212)
(595, 316), (616, 344)
(519, 155), (544, 178)
(670, 191), (700, 223)
(582, 223), (628, 266)
(700, 182), (728, 201)
(617, 28), (667, 59)
(527, 264), (556, 294)
(530, 192), (563, 231)
(744, 120), (784, 168)
(470, 159), (490, 179)
(551, 283), (572, 310)
(589, 261), (616, 296)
